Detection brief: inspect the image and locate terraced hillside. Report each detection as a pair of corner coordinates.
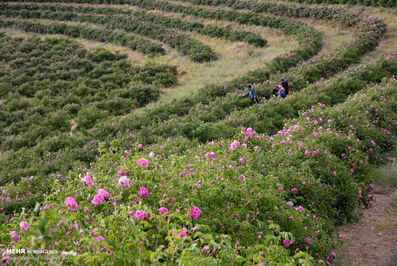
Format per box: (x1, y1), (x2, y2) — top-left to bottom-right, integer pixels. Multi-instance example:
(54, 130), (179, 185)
(0, 0), (396, 264)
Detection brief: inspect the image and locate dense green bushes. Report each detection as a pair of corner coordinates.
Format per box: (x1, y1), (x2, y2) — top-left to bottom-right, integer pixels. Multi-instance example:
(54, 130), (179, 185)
(275, 0), (396, 8)
(1, 78), (395, 264)
(0, 0), (395, 263)
(1, 3), (267, 47)
(1, 0), (387, 196)
(107, 54), (397, 146)
(0, 33), (177, 161)
(0, 19), (165, 56)
(177, 0), (343, 18)
(86, 9), (386, 146)
(0, 1), (325, 215)
(0, 10), (217, 62)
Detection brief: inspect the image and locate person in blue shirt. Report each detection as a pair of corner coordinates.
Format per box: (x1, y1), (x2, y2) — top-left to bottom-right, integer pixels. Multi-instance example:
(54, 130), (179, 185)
(241, 84), (258, 104)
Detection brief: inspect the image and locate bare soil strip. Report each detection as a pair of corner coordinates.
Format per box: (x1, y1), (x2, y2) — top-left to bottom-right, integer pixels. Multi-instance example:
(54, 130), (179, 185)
(337, 188), (397, 266)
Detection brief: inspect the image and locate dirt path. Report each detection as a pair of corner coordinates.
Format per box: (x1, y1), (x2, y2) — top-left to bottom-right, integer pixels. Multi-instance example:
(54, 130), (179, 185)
(336, 189), (397, 266)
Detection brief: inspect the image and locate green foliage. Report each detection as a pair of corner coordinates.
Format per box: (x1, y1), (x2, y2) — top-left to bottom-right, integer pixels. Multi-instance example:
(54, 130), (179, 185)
(0, 1), (394, 263)
(2, 3), (267, 47)
(0, 19), (164, 57)
(2, 78), (396, 264)
(0, 6), (217, 62)
(76, 106), (108, 129)
(0, 34), (178, 185)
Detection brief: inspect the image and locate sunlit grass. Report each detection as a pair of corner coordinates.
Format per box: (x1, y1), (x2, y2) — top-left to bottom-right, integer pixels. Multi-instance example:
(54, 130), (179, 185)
(373, 144), (397, 189)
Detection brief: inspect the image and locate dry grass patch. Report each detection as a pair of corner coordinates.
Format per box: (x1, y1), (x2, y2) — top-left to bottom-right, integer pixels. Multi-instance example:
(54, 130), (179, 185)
(152, 29), (298, 97)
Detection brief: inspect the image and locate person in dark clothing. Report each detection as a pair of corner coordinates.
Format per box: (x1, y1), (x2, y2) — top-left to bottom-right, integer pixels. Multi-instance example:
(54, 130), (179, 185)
(280, 77), (289, 96)
(241, 84), (258, 104)
(272, 86), (279, 97)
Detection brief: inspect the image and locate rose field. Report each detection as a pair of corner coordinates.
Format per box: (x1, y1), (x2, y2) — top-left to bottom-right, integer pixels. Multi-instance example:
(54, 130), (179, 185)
(0, 0), (396, 264)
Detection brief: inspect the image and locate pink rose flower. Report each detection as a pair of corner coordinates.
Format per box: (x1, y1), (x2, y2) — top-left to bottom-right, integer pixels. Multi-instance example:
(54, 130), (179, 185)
(133, 210), (148, 220)
(20, 221), (29, 231)
(91, 228), (98, 236)
(65, 197), (78, 211)
(188, 206), (201, 219)
(91, 194), (104, 205)
(138, 187), (148, 198)
(230, 141), (240, 151)
(159, 207), (168, 214)
(97, 189), (109, 199)
(118, 176), (130, 189)
(95, 236), (104, 242)
(81, 175), (92, 186)
(117, 169), (127, 177)
(138, 158), (149, 167)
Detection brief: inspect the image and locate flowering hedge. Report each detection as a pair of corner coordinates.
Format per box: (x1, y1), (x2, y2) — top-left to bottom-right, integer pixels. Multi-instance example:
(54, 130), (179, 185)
(1, 78), (396, 264)
(0, 0), (389, 215)
(2, 3), (267, 47)
(89, 12), (387, 146)
(0, 1), (325, 195)
(274, 0), (396, 8)
(83, 0), (385, 142)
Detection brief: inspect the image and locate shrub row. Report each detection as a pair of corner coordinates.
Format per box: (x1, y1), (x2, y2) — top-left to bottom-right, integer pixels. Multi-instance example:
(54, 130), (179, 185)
(0, 0), (324, 46)
(0, 2), (324, 213)
(175, 0), (394, 32)
(88, 8), (386, 147)
(0, 8), (217, 62)
(176, 0), (343, 18)
(3, 3), (267, 47)
(0, 33), (177, 158)
(1, 0), (386, 192)
(103, 53), (397, 145)
(1, 52), (393, 217)
(1, 0), (386, 214)
(274, 0), (396, 8)
(0, 19), (164, 56)
(1, 77), (396, 263)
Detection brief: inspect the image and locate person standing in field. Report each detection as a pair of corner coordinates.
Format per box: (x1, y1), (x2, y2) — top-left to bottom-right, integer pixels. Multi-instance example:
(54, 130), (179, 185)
(241, 84), (258, 104)
(280, 77), (289, 96)
(277, 84), (286, 98)
(273, 86), (279, 97)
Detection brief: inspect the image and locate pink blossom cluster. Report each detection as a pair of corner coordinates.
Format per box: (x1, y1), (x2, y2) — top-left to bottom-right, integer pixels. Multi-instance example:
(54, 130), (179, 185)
(117, 169), (127, 177)
(65, 197), (78, 211)
(172, 227), (188, 238)
(81, 175), (92, 186)
(230, 140), (240, 151)
(204, 152), (215, 159)
(91, 189), (110, 205)
(118, 176), (130, 189)
(138, 187), (148, 197)
(138, 158), (149, 167)
(241, 127), (261, 141)
(187, 206), (201, 219)
(131, 210), (148, 221)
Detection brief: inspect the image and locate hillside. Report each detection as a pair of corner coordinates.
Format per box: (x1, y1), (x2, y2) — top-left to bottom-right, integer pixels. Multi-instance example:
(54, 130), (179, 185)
(0, 0), (396, 264)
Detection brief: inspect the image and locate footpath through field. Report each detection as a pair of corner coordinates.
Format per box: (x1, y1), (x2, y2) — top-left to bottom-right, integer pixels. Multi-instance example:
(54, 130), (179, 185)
(336, 188), (397, 265)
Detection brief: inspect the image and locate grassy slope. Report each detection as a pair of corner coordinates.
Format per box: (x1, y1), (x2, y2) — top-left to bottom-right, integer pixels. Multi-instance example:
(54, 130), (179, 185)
(0, 1), (396, 263)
